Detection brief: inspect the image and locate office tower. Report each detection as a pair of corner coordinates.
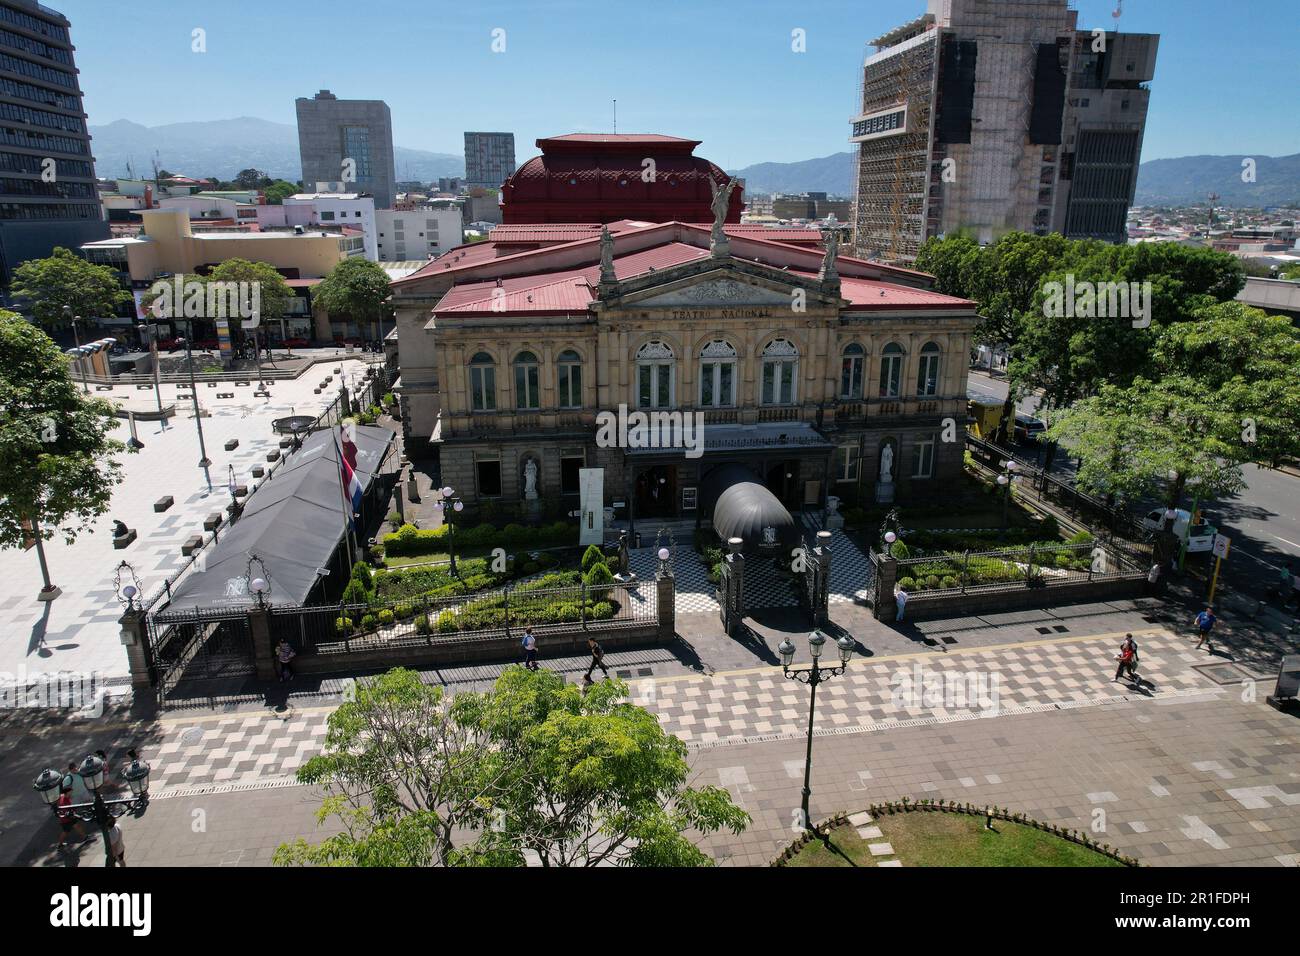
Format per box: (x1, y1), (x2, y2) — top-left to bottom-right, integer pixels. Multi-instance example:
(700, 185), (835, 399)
(463, 131), (515, 190)
(0, 0), (107, 284)
(850, 0), (1158, 262)
(295, 90), (396, 209)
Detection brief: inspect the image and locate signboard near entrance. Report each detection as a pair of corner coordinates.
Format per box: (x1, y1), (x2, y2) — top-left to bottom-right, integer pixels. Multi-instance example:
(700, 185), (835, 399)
(579, 468), (605, 546)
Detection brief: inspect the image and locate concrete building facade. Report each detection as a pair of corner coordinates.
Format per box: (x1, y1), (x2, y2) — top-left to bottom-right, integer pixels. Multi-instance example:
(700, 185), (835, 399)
(283, 190), (377, 260)
(295, 90), (396, 209)
(849, 0), (1158, 262)
(463, 131), (515, 190)
(376, 203), (462, 262)
(0, 0), (107, 284)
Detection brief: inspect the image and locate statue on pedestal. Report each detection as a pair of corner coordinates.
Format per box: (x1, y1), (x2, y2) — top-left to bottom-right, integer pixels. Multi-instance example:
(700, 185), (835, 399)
(523, 458), (539, 500)
(709, 177), (737, 255)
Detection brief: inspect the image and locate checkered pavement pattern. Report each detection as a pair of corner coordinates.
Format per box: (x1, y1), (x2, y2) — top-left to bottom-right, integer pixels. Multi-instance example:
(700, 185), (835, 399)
(143, 629), (1216, 796)
(639, 629), (1213, 747)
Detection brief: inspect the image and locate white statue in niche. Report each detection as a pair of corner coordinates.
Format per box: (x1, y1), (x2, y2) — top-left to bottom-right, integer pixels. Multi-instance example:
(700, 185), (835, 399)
(524, 459), (539, 500)
(879, 444), (894, 484)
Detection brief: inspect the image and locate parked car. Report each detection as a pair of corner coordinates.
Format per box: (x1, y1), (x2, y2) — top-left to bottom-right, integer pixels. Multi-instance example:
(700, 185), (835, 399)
(1013, 413), (1047, 444)
(279, 337), (310, 349)
(1139, 507), (1217, 552)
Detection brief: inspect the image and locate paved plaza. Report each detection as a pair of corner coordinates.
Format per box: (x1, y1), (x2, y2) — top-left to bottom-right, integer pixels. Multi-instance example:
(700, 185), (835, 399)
(0, 360), (373, 683)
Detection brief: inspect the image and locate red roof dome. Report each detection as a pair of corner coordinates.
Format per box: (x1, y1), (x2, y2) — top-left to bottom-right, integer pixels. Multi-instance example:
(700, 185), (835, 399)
(501, 134), (743, 225)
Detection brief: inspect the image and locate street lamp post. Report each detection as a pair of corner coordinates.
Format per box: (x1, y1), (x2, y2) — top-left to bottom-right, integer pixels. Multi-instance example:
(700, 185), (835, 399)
(137, 320), (166, 428)
(34, 753), (150, 866)
(433, 485), (464, 576)
(779, 630), (856, 837)
(180, 319), (212, 491)
(64, 307), (89, 394)
(997, 460), (1018, 527)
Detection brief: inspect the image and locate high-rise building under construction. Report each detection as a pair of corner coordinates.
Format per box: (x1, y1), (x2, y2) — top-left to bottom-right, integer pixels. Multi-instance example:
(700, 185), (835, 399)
(849, 0), (1158, 263)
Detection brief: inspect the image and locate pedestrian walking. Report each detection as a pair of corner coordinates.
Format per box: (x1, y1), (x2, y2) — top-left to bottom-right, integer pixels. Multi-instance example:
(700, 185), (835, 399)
(1194, 606), (1217, 651)
(1113, 633), (1138, 683)
(585, 637), (609, 681)
(276, 639), (297, 681)
(894, 585), (909, 622)
(107, 822), (126, 867)
(1146, 562), (1163, 594)
(55, 789), (91, 850)
(522, 626), (539, 671)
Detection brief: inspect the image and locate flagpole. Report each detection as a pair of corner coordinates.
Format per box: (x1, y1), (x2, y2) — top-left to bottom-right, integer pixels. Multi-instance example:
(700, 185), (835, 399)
(334, 424), (354, 577)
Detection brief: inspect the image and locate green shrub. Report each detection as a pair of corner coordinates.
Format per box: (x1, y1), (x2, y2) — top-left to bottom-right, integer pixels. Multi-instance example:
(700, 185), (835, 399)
(1066, 530), (1095, 546)
(584, 561), (613, 600)
(334, 616), (353, 632)
(581, 544), (606, 573)
(897, 576), (916, 589)
(889, 541), (911, 560)
(359, 613), (378, 631)
(377, 609), (394, 625)
(351, 562), (373, 590)
(925, 575), (941, 589)
(1038, 515), (1061, 540)
(342, 579), (371, 605)
(940, 576), (957, 589)
(415, 616), (431, 635)
(708, 562), (722, 584)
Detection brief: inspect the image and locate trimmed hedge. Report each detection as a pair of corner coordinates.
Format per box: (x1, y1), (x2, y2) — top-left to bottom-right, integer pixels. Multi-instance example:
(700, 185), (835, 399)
(382, 520), (578, 558)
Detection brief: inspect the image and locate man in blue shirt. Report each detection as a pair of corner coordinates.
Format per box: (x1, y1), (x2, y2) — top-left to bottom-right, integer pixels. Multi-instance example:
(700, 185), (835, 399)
(1194, 606), (1217, 651)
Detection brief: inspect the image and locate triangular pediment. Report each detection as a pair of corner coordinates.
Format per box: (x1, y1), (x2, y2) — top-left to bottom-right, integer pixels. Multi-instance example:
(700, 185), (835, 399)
(613, 258), (840, 311)
(633, 276), (795, 307)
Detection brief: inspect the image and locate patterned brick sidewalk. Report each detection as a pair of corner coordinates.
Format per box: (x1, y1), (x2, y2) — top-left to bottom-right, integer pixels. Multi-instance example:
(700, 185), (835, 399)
(140, 627), (1243, 797)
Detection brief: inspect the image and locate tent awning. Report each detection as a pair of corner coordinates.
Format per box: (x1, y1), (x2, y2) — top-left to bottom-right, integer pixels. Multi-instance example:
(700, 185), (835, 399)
(706, 464), (801, 557)
(158, 425), (395, 613)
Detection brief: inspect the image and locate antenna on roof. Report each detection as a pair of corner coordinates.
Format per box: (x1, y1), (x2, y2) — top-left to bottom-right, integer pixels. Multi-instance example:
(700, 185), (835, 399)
(613, 99), (616, 134)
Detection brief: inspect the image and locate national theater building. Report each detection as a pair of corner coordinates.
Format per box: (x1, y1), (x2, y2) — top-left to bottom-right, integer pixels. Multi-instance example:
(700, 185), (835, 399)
(392, 134), (980, 529)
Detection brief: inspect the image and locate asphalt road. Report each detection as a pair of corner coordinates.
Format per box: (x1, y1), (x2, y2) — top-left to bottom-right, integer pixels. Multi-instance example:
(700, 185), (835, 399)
(965, 369), (1300, 589)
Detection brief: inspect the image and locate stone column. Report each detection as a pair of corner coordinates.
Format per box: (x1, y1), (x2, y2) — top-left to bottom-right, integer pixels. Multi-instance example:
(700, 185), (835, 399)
(874, 552), (898, 623)
(118, 608), (152, 691)
(247, 606), (277, 682)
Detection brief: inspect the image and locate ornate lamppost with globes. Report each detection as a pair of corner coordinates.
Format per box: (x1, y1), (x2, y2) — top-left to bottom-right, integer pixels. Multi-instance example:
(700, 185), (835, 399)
(996, 460), (1019, 527)
(433, 486), (464, 575)
(779, 629), (856, 838)
(33, 753), (151, 865)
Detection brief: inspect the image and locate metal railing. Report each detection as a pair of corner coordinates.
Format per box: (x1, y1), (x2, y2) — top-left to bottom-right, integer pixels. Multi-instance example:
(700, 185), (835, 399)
(892, 540), (1149, 600)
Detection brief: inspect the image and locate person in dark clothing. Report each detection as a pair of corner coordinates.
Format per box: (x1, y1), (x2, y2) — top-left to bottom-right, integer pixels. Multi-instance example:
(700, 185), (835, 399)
(585, 637), (609, 681)
(1113, 634), (1139, 683)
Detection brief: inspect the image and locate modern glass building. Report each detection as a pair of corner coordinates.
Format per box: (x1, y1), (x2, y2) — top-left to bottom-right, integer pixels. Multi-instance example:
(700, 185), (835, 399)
(295, 90), (396, 209)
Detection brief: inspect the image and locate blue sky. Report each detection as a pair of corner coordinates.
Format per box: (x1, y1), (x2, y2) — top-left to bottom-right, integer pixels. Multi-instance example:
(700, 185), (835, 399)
(60, 0), (1297, 168)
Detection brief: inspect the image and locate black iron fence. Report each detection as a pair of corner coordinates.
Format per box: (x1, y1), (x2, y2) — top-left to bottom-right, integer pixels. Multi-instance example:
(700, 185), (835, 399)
(146, 606), (256, 702)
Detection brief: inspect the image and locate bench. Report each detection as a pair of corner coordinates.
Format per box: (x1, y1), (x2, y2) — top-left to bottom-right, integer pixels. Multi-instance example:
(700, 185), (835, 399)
(278, 437), (293, 448)
(216, 392), (234, 399)
(254, 388), (271, 397)
(96, 385), (114, 392)
(224, 438), (239, 451)
(135, 384), (152, 391)
(181, 535), (203, 556)
(112, 529), (136, 550)
(207, 382), (218, 388)
(234, 484), (248, 497)
(235, 381), (250, 387)
(203, 512), (222, 532)
(313, 387), (321, 394)
(333, 367), (341, 373)
(266, 450), (280, 462)
(251, 465), (265, 478)
(153, 496), (174, 513)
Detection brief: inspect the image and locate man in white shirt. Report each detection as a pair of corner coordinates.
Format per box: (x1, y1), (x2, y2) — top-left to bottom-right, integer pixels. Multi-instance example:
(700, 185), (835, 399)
(522, 627), (538, 671)
(894, 586), (909, 622)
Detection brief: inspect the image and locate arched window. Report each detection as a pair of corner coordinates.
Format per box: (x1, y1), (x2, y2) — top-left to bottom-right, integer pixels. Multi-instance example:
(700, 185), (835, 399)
(916, 342), (941, 397)
(840, 343), (865, 399)
(879, 342), (904, 398)
(698, 339), (737, 408)
(513, 350), (540, 410)
(557, 349), (583, 409)
(761, 338), (799, 406)
(636, 340), (675, 409)
(469, 352), (496, 411)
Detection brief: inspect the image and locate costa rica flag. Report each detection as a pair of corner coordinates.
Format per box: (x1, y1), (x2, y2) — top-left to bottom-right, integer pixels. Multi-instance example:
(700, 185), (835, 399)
(336, 424), (363, 528)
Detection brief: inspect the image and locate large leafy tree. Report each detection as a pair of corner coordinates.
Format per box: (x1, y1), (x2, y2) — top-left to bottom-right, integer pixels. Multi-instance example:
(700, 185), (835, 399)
(275, 667), (748, 867)
(313, 257), (392, 340)
(0, 311), (126, 549)
(8, 247), (131, 330)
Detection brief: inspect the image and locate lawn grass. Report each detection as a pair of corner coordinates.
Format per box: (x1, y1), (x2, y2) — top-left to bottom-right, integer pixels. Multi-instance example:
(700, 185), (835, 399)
(785, 812), (1124, 867)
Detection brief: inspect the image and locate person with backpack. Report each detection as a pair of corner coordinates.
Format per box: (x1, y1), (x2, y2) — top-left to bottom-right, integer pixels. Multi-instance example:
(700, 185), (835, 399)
(522, 626), (539, 671)
(585, 637), (609, 681)
(1194, 606), (1217, 651)
(1113, 634), (1139, 683)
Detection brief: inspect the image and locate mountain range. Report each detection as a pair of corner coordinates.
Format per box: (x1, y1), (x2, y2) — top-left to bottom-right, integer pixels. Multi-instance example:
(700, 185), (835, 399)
(87, 117), (463, 183)
(727, 152), (1300, 207)
(87, 118), (1298, 207)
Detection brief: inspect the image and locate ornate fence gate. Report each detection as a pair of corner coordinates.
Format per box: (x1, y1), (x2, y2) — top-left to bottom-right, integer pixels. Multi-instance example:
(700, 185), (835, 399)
(146, 606), (256, 703)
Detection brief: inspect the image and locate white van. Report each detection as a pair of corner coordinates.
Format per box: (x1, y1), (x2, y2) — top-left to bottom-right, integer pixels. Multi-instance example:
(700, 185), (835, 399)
(1140, 508), (1217, 552)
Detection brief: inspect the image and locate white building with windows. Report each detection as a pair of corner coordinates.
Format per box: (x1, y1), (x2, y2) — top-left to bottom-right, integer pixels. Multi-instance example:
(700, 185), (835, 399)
(283, 190), (377, 260)
(376, 205), (462, 262)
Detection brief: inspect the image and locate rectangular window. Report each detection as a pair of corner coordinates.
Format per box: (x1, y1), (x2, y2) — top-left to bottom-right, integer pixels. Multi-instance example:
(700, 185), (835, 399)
(476, 459), (502, 497)
(638, 363), (672, 409)
(836, 445), (859, 482)
(560, 456), (583, 495)
(913, 437), (936, 478)
(880, 355), (902, 397)
(841, 355), (863, 398)
(916, 353), (940, 396)
(515, 363), (540, 409)
(763, 359), (796, 405)
(558, 362), (581, 408)
(320, 211), (335, 221)
(470, 365), (495, 411)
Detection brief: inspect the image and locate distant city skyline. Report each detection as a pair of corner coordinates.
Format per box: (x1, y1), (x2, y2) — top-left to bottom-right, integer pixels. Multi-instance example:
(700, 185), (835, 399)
(58, 0), (1298, 170)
